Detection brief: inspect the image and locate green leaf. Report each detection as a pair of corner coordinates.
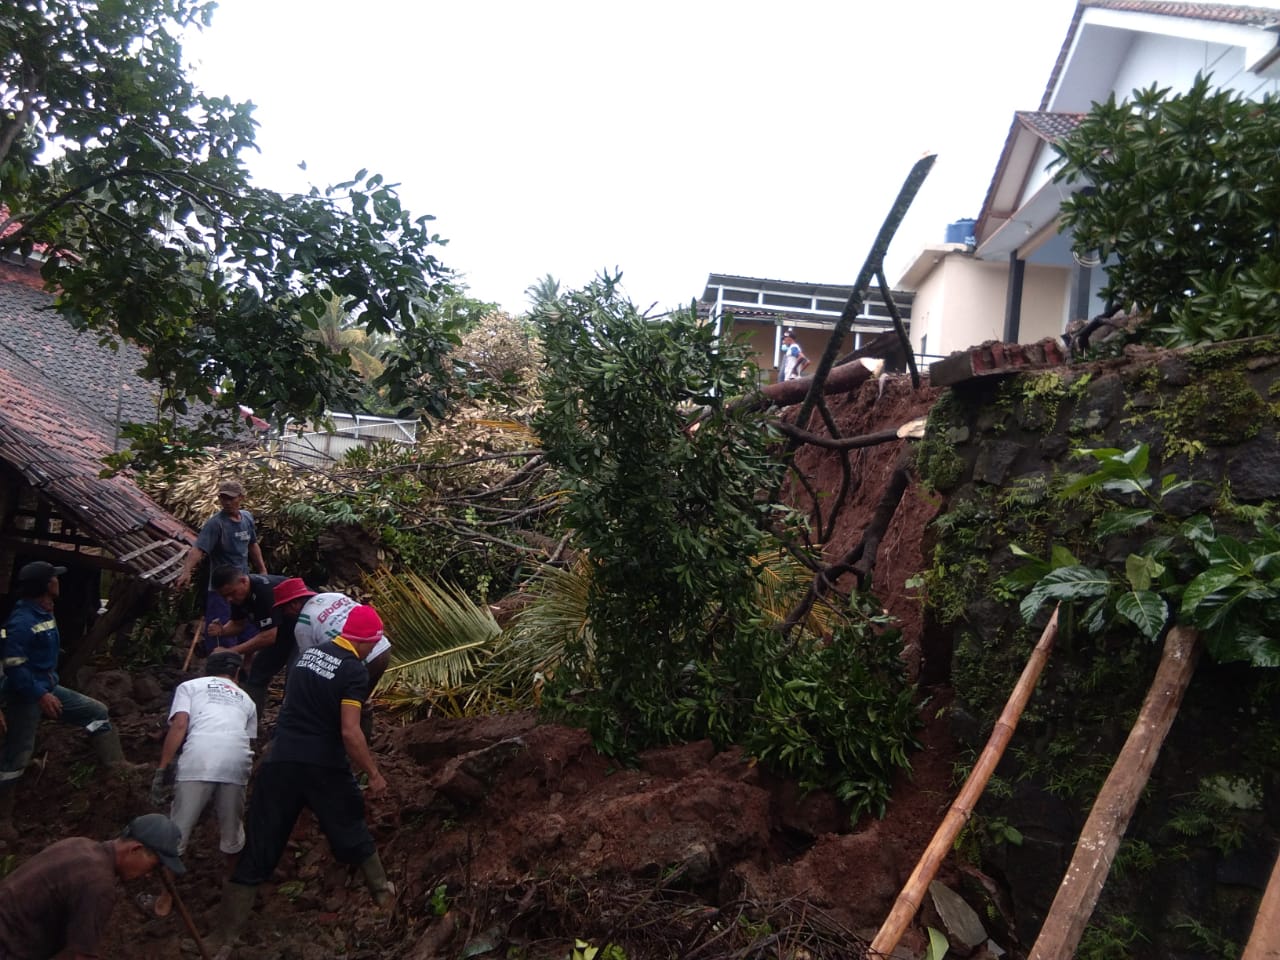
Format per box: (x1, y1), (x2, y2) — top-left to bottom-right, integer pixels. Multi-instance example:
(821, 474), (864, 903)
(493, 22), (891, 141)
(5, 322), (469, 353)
(925, 926), (950, 960)
(1021, 565), (1113, 622)
(1098, 509), (1156, 537)
(1115, 591), (1169, 640)
(1181, 568), (1241, 615)
(1125, 553), (1165, 592)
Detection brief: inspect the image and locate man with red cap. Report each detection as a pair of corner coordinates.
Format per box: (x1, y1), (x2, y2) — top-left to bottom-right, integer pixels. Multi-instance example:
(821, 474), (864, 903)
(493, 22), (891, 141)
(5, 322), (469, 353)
(292, 588), (393, 738)
(209, 567), (291, 718)
(206, 604), (393, 953)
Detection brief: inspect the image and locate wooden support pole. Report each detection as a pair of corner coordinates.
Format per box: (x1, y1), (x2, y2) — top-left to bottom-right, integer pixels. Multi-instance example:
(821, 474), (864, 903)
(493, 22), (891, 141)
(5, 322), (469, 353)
(869, 606), (1060, 958)
(1242, 843), (1280, 960)
(1029, 625), (1201, 960)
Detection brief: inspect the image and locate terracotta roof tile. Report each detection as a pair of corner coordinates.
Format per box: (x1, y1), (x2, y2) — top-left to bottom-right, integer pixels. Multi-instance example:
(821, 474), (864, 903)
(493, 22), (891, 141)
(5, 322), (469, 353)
(0, 277), (194, 581)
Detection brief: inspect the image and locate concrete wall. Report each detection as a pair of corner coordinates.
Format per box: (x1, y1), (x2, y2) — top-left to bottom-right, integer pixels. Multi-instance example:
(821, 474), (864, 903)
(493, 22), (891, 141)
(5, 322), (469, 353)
(910, 255), (1070, 358)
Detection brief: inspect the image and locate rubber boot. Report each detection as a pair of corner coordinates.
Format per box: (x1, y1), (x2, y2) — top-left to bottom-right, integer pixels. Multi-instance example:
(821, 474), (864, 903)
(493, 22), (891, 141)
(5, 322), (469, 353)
(186, 881), (256, 958)
(89, 728), (149, 777)
(358, 852), (396, 909)
(0, 786), (17, 843)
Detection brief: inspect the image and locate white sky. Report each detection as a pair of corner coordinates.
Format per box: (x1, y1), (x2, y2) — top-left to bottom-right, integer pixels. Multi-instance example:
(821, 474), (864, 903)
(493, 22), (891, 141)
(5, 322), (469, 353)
(186, 0), (1082, 314)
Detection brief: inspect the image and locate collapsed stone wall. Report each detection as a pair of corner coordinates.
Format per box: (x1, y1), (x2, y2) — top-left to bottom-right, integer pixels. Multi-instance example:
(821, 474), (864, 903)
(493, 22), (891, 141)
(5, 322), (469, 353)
(919, 338), (1280, 958)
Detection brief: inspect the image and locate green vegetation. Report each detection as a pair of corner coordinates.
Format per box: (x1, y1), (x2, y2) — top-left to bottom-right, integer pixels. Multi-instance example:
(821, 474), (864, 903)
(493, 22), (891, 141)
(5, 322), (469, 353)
(532, 275), (918, 820)
(1015, 443), (1280, 666)
(1056, 74), (1280, 347)
(1, 0), (461, 466)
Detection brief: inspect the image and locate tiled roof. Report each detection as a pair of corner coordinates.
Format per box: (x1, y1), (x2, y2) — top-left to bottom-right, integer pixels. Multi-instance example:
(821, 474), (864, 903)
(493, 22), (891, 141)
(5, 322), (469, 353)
(974, 111), (1088, 240)
(1041, 1), (1280, 109)
(0, 277), (194, 582)
(1018, 110), (1088, 142)
(0, 274), (177, 431)
(1087, 0), (1280, 27)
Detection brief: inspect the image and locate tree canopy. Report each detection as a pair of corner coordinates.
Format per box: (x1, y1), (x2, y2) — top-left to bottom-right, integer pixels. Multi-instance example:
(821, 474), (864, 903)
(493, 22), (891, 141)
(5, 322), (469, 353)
(0, 0), (463, 462)
(1055, 74), (1280, 346)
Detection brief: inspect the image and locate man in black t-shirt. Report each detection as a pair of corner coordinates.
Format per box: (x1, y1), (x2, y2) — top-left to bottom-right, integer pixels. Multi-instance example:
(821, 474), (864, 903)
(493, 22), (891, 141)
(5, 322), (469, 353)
(210, 566), (289, 717)
(206, 605), (392, 954)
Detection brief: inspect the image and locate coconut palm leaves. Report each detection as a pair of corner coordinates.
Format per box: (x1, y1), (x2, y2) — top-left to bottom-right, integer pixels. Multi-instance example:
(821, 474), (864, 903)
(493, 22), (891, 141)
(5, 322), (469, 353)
(365, 568), (499, 695)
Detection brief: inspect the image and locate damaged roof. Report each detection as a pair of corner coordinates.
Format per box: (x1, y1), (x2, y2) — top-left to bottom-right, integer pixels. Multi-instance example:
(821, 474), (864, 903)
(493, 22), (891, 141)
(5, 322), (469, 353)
(0, 270), (194, 583)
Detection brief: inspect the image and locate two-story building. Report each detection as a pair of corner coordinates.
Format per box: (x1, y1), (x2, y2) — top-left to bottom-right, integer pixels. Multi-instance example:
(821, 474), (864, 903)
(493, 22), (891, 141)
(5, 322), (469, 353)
(896, 0), (1280, 358)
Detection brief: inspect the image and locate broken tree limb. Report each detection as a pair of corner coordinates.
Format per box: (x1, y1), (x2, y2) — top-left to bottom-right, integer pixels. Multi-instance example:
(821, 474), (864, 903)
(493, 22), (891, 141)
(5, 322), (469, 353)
(1242, 844), (1280, 960)
(728, 357), (875, 416)
(790, 154), (935, 445)
(850, 446), (913, 587)
(877, 267), (919, 389)
(780, 445), (915, 634)
(773, 421), (911, 451)
(1029, 625), (1202, 960)
(869, 606), (1060, 959)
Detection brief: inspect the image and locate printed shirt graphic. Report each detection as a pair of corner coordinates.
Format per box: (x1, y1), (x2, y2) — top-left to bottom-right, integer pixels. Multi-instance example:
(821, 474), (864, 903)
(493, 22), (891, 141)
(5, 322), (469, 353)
(194, 510), (258, 588)
(268, 640), (370, 769)
(295, 592), (393, 663)
(169, 676), (257, 784)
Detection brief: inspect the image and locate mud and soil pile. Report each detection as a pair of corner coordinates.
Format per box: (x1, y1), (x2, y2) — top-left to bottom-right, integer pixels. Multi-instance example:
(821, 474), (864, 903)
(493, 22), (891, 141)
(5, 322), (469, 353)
(11, 375), (956, 959)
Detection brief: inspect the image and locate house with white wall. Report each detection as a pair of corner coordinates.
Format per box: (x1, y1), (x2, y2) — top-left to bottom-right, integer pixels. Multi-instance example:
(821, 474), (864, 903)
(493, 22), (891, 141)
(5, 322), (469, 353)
(896, 0), (1280, 358)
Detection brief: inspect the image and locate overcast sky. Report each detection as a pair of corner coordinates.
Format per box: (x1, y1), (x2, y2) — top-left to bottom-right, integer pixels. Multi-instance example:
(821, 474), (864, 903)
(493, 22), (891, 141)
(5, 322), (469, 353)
(186, 1), (1083, 314)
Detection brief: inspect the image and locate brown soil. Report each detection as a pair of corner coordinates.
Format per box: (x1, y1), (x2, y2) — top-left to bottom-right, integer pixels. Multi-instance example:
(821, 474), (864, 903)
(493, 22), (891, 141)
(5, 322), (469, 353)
(7, 374), (961, 959)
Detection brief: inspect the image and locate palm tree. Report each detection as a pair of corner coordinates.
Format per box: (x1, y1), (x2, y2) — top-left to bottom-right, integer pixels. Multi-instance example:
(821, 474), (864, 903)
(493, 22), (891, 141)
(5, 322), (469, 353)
(308, 291), (387, 382)
(524, 273), (561, 315)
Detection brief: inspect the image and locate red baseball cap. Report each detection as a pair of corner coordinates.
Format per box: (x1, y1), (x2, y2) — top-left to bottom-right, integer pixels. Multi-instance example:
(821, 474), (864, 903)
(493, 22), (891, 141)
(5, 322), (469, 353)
(341, 605), (384, 644)
(272, 577), (317, 608)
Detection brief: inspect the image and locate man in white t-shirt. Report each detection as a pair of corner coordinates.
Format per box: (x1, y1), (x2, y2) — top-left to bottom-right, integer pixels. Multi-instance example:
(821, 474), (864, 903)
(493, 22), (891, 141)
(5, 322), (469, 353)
(780, 328), (809, 381)
(291, 588), (393, 738)
(152, 650), (257, 863)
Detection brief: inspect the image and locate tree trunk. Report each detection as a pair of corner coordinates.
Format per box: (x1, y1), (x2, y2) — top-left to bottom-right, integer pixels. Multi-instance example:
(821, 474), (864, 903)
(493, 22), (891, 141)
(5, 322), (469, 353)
(869, 606), (1060, 958)
(1029, 625), (1201, 960)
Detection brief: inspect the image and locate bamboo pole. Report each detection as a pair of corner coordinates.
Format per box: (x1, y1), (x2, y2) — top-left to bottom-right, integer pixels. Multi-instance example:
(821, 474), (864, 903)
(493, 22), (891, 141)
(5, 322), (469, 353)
(1029, 625), (1201, 960)
(869, 605), (1060, 958)
(1242, 843), (1280, 960)
(180, 619), (206, 674)
(162, 869), (212, 960)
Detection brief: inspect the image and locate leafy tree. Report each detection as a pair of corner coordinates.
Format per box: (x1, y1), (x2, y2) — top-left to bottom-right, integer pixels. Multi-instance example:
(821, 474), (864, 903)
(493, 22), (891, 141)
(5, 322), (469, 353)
(0, 0), (461, 462)
(1055, 74), (1280, 346)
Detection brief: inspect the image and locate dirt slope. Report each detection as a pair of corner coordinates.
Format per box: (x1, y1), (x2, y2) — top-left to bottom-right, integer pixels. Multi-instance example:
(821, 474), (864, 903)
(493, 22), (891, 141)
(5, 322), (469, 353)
(6, 373), (958, 959)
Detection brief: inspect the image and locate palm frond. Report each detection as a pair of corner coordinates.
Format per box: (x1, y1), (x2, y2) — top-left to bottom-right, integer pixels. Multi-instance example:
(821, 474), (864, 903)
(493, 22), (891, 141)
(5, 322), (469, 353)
(364, 568), (500, 691)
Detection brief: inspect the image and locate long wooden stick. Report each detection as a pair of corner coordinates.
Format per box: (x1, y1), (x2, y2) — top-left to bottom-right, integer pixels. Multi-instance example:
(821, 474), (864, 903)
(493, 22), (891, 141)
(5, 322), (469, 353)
(1242, 844), (1280, 960)
(869, 606), (1060, 958)
(181, 620), (205, 674)
(1029, 625), (1201, 960)
(162, 869), (212, 960)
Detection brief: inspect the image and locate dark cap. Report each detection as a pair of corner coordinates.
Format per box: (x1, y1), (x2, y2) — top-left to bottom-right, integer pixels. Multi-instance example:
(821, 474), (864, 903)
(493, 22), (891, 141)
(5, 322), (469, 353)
(217, 479), (246, 497)
(204, 650), (244, 677)
(782, 328), (796, 338)
(16, 561), (67, 586)
(121, 814), (185, 875)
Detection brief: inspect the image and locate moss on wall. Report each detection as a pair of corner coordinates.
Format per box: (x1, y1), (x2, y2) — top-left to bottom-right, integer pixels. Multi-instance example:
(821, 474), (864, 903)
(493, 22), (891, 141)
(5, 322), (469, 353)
(922, 339), (1280, 957)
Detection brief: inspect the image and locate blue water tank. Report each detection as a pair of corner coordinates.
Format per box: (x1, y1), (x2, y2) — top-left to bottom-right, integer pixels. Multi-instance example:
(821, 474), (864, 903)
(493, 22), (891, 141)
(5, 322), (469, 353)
(945, 219), (977, 245)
